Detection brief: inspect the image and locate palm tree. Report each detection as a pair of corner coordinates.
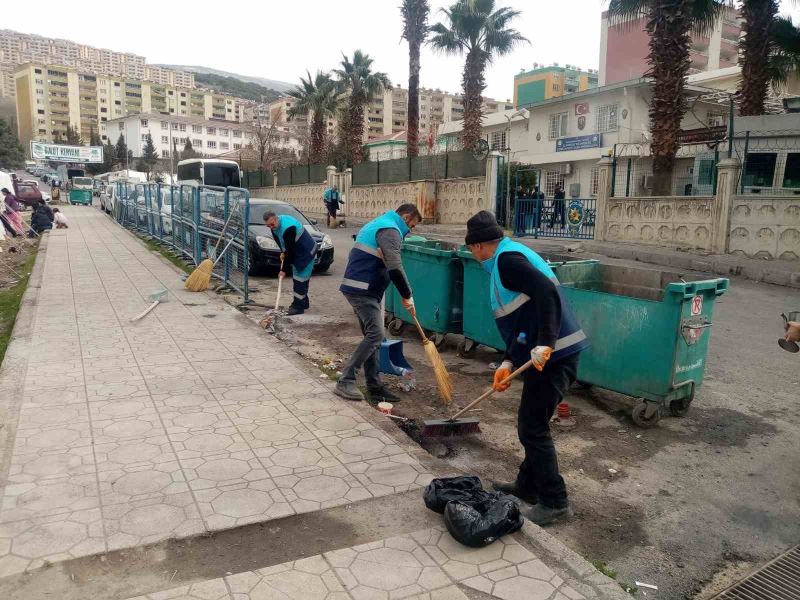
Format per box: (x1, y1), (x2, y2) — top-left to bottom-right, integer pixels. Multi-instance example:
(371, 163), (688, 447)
(401, 0), (430, 158)
(608, 0), (728, 195)
(334, 50), (391, 165)
(739, 0), (779, 116)
(767, 15), (800, 91)
(430, 0), (527, 152)
(287, 71), (338, 164)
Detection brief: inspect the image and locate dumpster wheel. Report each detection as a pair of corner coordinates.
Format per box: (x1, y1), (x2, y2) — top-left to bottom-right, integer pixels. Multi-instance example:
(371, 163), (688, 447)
(669, 398), (692, 417)
(632, 401), (662, 428)
(388, 319), (405, 336)
(457, 339), (478, 359)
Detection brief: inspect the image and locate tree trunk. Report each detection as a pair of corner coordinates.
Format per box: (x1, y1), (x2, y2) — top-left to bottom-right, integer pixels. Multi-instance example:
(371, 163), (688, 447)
(346, 100), (365, 166)
(739, 0), (778, 116)
(407, 39), (421, 158)
(645, 2), (691, 196)
(310, 111), (326, 164)
(461, 50), (486, 152)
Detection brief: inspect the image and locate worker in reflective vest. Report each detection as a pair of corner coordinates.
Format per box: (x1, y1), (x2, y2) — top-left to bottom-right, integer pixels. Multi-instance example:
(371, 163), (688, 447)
(464, 210), (589, 526)
(264, 211), (317, 315)
(336, 204), (422, 402)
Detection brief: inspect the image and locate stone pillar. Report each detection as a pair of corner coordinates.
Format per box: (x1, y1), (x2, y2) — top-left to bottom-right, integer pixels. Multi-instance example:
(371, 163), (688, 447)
(272, 171), (277, 199)
(326, 165), (336, 189)
(594, 156), (613, 241)
(712, 158), (740, 254)
(485, 151), (502, 218)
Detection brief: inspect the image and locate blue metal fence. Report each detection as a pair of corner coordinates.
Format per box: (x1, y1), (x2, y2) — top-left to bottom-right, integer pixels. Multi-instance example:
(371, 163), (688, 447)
(112, 182), (251, 302)
(513, 197), (596, 240)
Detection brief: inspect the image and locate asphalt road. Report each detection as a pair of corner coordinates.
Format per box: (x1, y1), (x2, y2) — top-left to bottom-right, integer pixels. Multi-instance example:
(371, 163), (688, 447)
(247, 223), (800, 599)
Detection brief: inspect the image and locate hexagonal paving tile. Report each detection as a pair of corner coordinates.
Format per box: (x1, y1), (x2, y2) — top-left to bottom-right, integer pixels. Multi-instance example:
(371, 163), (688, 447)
(227, 555), (347, 600)
(123, 578), (232, 600)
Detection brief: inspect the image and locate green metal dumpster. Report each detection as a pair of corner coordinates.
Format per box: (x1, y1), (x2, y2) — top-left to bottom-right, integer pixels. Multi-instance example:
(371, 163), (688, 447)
(455, 247), (598, 357)
(385, 240), (462, 345)
(384, 236), (426, 323)
(556, 262), (729, 427)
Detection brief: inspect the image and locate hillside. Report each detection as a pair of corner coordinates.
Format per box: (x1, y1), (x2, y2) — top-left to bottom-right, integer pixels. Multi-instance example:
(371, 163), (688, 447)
(190, 72), (283, 103)
(157, 65), (294, 94)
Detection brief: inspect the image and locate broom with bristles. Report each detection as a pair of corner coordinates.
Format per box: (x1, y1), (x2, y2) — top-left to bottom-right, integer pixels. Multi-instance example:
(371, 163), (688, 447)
(185, 204), (239, 292)
(409, 307), (453, 405)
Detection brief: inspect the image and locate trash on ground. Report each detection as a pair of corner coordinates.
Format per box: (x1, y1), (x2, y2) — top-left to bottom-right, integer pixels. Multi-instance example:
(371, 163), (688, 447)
(318, 373), (328, 379)
(608, 468), (618, 474)
(635, 581), (658, 591)
(423, 476), (523, 547)
(377, 402), (393, 415)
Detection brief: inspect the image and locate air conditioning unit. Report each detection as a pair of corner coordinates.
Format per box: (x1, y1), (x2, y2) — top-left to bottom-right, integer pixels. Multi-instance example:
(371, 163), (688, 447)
(640, 174), (654, 191)
(562, 163), (573, 175)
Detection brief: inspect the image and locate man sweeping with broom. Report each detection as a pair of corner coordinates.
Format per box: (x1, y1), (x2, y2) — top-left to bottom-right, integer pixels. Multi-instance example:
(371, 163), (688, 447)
(335, 203), (422, 403)
(464, 210), (589, 526)
(264, 211), (317, 315)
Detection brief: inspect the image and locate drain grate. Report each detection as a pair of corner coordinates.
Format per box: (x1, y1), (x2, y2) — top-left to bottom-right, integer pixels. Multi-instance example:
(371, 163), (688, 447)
(714, 546), (800, 599)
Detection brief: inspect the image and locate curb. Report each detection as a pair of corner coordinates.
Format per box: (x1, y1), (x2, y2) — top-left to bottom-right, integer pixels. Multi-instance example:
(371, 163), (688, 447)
(0, 234), (48, 487)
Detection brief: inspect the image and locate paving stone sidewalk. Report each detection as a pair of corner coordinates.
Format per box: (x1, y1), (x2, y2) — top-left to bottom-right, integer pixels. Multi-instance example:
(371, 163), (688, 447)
(0, 207), (434, 577)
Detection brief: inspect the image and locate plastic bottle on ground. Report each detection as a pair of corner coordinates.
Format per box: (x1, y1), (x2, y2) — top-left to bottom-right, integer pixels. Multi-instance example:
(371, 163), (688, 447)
(398, 368), (416, 392)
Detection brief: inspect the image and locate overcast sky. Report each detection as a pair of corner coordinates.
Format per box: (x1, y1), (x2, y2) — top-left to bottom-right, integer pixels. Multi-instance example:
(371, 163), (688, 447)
(4, 0), (800, 101)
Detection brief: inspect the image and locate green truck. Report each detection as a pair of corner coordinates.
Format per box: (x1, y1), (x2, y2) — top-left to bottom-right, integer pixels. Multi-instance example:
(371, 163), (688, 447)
(69, 176), (94, 206)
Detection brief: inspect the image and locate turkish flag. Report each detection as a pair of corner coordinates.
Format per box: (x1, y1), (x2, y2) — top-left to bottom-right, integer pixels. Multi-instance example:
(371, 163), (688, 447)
(575, 103), (589, 116)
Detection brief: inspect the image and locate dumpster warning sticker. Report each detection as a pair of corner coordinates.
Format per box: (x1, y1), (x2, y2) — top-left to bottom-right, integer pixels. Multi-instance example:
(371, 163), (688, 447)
(691, 295), (703, 315)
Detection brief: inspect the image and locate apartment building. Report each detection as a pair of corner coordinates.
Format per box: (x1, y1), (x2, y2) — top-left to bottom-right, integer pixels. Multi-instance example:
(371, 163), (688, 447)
(513, 64), (598, 108)
(0, 29), (193, 98)
(15, 63), (244, 148)
(105, 113), (259, 159)
(599, 5), (741, 86)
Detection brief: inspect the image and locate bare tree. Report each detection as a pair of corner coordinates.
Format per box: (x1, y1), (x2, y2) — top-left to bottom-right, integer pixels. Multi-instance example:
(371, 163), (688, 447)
(248, 105), (291, 171)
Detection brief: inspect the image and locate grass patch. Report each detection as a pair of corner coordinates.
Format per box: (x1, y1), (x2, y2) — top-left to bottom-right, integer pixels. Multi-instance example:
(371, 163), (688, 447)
(142, 237), (193, 274)
(0, 245), (38, 364)
(590, 560), (637, 596)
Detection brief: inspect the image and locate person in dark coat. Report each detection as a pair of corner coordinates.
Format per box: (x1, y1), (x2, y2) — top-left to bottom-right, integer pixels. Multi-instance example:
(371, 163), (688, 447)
(30, 201), (54, 235)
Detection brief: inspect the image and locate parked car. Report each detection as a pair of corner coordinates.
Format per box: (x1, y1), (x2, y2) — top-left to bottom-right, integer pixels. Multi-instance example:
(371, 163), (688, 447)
(12, 180), (43, 208)
(199, 198), (334, 276)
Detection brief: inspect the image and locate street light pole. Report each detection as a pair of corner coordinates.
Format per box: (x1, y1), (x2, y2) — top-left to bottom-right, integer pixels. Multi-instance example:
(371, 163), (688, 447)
(504, 109), (528, 228)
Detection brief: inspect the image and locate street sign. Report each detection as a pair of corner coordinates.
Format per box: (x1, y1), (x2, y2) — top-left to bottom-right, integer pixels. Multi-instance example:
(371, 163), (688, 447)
(555, 134), (602, 152)
(30, 141), (103, 163)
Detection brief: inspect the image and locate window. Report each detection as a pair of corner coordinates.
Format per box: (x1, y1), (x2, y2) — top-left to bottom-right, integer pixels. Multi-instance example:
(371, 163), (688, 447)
(180, 101), (186, 106)
(179, 124), (186, 131)
(233, 130), (242, 138)
(784, 153), (800, 188)
(161, 121), (168, 129)
(590, 167), (600, 196)
(193, 138), (202, 146)
(207, 140), (217, 149)
(743, 153), (777, 187)
(141, 134), (148, 142)
(219, 128), (228, 136)
(489, 130), (507, 151)
(162, 150), (170, 158)
(192, 125), (202, 133)
(233, 143), (241, 150)
(140, 119), (148, 127)
(161, 136), (168, 143)
(595, 103), (619, 133)
(707, 111), (727, 127)
(544, 170), (565, 197)
(114, 82), (120, 87)
(114, 100), (121, 105)
(34, 68), (42, 74)
(36, 88), (43, 95)
(206, 127), (216, 135)
(548, 112), (568, 140)
(697, 159), (715, 186)
(37, 109), (45, 115)
(220, 142), (229, 150)
(119, 123), (124, 131)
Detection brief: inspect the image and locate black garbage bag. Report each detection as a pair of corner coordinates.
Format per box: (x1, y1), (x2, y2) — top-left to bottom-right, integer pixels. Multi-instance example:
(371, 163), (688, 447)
(423, 476), (485, 514)
(443, 492), (524, 548)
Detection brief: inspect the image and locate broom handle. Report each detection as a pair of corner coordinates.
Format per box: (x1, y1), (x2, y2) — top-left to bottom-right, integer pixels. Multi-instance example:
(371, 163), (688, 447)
(449, 361), (534, 421)
(409, 308), (429, 343)
(274, 259), (284, 310)
(212, 200), (240, 254)
(211, 237), (237, 268)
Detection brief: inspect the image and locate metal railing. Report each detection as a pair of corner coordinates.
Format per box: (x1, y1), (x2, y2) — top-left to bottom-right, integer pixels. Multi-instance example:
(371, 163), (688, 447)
(113, 182), (251, 302)
(513, 197), (597, 240)
(733, 129), (800, 196)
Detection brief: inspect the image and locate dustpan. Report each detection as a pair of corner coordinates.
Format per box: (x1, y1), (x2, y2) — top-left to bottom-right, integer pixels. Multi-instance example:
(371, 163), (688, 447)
(379, 339), (413, 375)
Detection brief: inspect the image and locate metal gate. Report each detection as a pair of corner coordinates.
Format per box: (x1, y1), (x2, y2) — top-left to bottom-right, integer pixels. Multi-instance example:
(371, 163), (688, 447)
(513, 196), (596, 240)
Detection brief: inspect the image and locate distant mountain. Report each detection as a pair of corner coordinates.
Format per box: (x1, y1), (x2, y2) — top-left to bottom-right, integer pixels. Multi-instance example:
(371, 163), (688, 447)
(158, 65), (294, 94)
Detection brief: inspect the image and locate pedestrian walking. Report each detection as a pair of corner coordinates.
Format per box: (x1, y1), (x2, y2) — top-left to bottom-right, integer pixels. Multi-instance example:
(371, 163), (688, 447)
(336, 204), (422, 403)
(323, 184), (343, 228)
(549, 184), (566, 229)
(464, 210), (589, 526)
(264, 211), (316, 315)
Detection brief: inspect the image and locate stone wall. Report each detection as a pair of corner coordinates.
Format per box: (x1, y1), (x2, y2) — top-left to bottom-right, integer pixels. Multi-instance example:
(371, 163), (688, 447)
(436, 177), (488, 224)
(348, 180), (437, 222)
(603, 196), (715, 251)
(728, 196), (800, 260)
(250, 183), (328, 219)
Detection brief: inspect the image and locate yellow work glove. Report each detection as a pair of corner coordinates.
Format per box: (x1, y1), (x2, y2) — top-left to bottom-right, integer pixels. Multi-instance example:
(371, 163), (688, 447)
(530, 346), (553, 372)
(493, 360), (513, 392)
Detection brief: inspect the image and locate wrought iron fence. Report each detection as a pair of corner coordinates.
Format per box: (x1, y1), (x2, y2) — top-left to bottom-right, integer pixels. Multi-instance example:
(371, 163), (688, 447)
(352, 150), (486, 186)
(513, 197), (597, 240)
(113, 182), (251, 302)
(733, 129), (800, 196)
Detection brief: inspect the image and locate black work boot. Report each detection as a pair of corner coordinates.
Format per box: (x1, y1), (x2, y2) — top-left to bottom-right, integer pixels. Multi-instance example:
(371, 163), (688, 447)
(286, 302), (304, 316)
(302, 296), (310, 309)
(368, 385), (400, 403)
(521, 503), (572, 526)
(491, 481), (538, 505)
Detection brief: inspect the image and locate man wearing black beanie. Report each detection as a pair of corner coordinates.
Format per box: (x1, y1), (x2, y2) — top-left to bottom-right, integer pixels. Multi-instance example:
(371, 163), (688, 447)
(465, 210), (589, 525)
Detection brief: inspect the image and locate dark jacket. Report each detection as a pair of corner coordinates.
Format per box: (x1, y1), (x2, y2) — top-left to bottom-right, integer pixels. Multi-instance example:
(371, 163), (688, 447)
(3, 193), (20, 212)
(31, 205), (53, 232)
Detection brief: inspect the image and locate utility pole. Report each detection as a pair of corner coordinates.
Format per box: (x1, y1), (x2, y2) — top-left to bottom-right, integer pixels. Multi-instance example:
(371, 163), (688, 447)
(168, 119), (175, 183)
(504, 109), (529, 228)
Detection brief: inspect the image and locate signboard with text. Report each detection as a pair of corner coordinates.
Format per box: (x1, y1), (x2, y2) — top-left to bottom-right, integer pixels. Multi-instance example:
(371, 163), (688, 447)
(555, 134), (602, 152)
(30, 141), (103, 163)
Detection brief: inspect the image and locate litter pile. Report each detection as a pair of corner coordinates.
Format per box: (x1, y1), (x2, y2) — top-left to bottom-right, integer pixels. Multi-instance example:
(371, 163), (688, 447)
(423, 476), (523, 548)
